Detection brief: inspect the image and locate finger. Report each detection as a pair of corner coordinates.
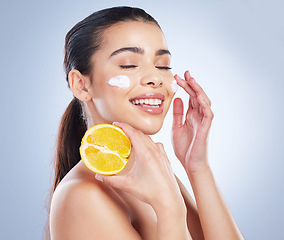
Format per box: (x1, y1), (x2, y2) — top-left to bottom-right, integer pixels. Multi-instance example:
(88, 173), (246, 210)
(174, 74), (196, 97)
(183, 72), (200, 109)
(113, 121), (146, 143)
(172, 98), (184, 128)
(197, 95), (214, 133)
(155, 143), (173, 172)
(95, 174), (134, 193)
(184, 71), (211, 107)
(155, 142), (168, 159)
(113, 122), (155, 153)
(190, 96), (199, 110)
(155, 142), (167, 158)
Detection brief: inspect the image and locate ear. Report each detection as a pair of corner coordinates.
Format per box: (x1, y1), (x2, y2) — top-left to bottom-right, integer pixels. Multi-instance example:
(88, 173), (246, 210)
(68, 70), (92, 102)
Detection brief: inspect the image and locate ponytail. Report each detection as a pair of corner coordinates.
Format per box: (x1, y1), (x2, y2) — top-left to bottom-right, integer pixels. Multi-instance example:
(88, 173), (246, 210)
(44, 98), (86, 239)
(53, 97), (87, 190)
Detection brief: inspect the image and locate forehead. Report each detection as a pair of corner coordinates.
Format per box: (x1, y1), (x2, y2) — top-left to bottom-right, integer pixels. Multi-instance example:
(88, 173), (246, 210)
(99, 21), (168, 53)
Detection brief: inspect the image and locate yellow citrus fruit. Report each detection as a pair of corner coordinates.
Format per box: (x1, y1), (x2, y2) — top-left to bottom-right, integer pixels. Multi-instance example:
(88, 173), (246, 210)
(80, 124), (131, 175)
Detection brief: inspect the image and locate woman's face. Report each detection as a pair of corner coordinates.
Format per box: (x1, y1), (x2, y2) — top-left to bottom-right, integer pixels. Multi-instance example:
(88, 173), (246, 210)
(87, 21), (175, 135)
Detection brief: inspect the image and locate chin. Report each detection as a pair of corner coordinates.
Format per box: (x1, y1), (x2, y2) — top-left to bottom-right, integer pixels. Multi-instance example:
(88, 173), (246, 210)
(130, 119), (164, 135)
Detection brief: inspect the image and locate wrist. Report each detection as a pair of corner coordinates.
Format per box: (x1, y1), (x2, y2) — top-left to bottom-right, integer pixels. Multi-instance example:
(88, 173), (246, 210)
(187, 165), (215, 192)
(186, 162), (211, 177)
(154, 201), (190, 240)
(153, 196), (187, 218)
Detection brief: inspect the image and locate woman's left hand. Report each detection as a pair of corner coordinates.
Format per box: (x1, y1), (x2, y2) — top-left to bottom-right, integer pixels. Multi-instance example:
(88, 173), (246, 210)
(172, 71), (214, 173)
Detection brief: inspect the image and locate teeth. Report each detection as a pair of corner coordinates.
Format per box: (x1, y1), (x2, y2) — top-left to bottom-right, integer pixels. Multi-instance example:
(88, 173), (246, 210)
(131, 99), (162, 106)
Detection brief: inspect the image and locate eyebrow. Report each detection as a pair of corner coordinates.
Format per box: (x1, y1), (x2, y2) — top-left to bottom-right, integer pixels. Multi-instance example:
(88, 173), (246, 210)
(155, 49), (171, 56)
(109, 47), (171, 58)
(110, 47), (144, 57)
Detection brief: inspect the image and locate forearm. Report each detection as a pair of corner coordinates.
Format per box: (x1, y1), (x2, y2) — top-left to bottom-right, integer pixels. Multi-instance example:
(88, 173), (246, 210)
(153, 201), (192, 240)
(188, 167), (244, 240)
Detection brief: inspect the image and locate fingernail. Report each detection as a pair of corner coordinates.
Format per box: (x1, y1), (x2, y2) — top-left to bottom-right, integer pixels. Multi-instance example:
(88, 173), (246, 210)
(199, 95), (204, 101)
(190, 77), (195, 82)
(95, 174), (103, 182)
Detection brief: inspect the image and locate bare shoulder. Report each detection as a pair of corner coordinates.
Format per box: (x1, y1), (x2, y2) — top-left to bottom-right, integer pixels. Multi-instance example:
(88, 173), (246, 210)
(50, 168), (142, 240)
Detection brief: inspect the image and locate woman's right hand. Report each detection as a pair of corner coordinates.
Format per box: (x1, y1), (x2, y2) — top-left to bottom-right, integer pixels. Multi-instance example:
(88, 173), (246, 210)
(95, 122), (185, 211)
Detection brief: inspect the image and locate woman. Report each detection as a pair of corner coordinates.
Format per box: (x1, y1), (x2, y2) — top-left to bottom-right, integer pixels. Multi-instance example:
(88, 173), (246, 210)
(49, 6), (244, 240)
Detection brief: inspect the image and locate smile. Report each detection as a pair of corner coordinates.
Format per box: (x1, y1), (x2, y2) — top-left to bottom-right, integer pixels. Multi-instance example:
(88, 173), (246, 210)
(129, 93), (165, 114)
(131, 98), (162, 107)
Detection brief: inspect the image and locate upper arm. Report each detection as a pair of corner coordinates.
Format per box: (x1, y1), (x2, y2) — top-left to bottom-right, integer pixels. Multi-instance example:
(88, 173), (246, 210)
(176, 176), (205, 240)
(50, 181), (142, 240)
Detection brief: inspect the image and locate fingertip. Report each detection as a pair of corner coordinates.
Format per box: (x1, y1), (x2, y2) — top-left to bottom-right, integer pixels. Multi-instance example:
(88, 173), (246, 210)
(173, 97), (183, 108)
(113, 121), (125, 129)
(95, 174), (104, 182)
(174, 74), (181, 80)
(173, 97), (184, 116)
(173, 97), (182, 103)
(184, 70), (191, 78)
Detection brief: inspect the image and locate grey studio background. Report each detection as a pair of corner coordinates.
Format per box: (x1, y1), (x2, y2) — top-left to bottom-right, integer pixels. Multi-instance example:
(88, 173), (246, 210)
(0, 0), (283, 239)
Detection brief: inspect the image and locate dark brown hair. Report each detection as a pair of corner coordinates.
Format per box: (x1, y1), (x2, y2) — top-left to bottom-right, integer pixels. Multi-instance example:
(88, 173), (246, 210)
(55, 6), (159, 191)
(45, 6), (159, 239)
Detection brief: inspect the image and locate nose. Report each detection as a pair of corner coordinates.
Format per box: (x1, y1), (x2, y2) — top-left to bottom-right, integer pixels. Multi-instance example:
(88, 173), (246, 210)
(140, 69), (163, 88)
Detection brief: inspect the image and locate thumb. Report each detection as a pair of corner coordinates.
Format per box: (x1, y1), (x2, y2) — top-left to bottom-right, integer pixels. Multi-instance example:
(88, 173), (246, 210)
(172, 98), (184, 129)
(95, 174), (130, 190)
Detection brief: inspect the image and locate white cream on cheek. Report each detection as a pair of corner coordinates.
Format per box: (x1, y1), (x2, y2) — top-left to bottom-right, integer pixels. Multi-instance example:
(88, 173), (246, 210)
(107, 75), (178, 93)
(171, 79), (178, 93)
(107, 75), (130, 89)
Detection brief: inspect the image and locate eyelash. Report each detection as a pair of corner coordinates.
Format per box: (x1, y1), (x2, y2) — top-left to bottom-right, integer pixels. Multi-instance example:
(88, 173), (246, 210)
(119, 65), (172, 70)
(120, 65), (137, 69)
(156, 66), (172, 70)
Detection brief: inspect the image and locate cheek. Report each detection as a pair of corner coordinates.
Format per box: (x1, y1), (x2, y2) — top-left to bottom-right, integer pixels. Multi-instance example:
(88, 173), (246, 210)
(171, 79), (178, 93)
(164, 75), (178, 96)
(107, 75), (131, 89)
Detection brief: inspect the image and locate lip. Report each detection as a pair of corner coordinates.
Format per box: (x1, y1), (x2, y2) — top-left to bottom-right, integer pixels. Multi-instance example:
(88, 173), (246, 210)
(129, 93), (165, 115)
(129, 93), (165, 101)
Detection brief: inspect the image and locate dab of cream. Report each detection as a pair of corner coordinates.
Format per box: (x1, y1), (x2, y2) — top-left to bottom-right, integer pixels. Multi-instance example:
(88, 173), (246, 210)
(171, 79), (178, 93)
(107, 75), (130, 89)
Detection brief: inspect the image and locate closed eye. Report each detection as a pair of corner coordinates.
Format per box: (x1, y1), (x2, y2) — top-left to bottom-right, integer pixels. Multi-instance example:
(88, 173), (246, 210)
(120, 65), (137, 69)
(156, 66), (172, 70)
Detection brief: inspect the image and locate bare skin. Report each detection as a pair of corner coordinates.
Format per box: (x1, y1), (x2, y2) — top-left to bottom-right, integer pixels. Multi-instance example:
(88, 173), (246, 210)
(50, 160), (203, 240)
(50, 21), (244, 239)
